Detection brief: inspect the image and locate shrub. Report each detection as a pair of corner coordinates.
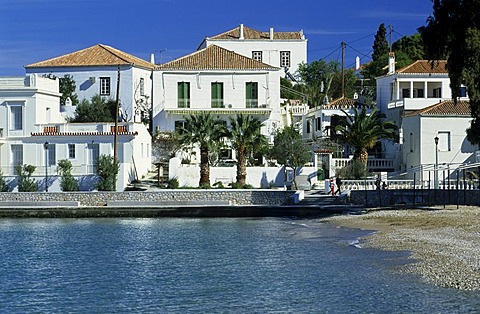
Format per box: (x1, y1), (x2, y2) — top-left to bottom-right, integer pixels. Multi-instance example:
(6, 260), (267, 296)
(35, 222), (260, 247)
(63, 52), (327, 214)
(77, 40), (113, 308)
(57, 159), (78, 191)
(167, 177), (179, 189)
(96, 155), (119, 191)
(16, 164), (38, 192)
(0, 171), (9, 192)
(336, 159), (367, 179)
(213, 181), (224, 189)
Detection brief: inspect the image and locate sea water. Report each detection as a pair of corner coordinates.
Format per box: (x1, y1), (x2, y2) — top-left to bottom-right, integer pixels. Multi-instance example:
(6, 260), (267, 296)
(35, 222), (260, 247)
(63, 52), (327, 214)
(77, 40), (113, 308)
(0, 217), (478, 313)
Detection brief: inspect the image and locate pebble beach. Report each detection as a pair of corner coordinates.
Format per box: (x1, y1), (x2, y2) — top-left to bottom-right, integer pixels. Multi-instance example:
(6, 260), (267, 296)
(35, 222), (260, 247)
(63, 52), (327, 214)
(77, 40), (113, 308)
(321, 206), (480, 291)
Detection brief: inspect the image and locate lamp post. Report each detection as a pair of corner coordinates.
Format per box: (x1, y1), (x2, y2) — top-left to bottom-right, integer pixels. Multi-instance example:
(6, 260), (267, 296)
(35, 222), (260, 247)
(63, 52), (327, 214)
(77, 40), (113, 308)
(44, 141), (49, 192)
(434, 136), (439, 189)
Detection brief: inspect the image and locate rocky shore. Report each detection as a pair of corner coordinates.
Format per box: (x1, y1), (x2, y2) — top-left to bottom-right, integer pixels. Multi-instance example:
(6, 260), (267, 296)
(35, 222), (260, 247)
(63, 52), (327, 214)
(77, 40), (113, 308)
(321, 206), (480, 291)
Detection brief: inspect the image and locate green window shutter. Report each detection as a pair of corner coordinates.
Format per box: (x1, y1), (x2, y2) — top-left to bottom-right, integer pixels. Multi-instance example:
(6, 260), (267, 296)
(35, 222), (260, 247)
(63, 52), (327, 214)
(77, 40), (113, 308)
(178, 82), (190, 108)
(246, 82), (258, 108)
(211, 83), (223, 108)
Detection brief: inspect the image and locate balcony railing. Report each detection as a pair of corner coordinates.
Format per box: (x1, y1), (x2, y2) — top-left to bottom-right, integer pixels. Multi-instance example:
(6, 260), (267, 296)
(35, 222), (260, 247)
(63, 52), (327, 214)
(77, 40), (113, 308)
(333, 157), (394, 171)
(178, 99), (190, 108)
(246, 99), (259, 108)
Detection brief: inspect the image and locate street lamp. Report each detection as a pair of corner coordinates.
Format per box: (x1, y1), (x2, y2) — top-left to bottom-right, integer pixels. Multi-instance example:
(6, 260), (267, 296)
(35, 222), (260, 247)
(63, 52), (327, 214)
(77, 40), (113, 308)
(44, 141), (49, 192)
(434, 136), (439, 189)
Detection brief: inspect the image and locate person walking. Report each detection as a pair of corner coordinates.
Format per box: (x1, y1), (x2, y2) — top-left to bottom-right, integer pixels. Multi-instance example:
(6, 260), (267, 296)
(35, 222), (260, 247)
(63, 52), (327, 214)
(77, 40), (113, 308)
(335, 176), (342, 195)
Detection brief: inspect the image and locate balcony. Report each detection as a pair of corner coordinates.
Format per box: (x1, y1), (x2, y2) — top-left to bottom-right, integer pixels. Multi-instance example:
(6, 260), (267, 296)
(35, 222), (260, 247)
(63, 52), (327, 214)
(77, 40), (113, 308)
(166, 102), (272, 115)
(333, 157), (395, 172)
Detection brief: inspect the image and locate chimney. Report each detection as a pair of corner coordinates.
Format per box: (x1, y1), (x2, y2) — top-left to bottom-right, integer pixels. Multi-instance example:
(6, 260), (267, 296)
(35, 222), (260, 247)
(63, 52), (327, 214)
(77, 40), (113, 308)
(150, 53), (155, 64)
(239, 24), (244, 40)
(269, 27), (274, 40)
(355, 56), (360, 70)
(388, 52), (395, 74)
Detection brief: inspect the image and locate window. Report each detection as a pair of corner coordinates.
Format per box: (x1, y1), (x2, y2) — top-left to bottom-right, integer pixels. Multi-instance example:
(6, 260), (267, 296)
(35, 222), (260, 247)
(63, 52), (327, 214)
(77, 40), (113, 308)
(413, 89), (424, 98)
(280, 51), (291, 68)
(100, 77), (111, 95)
(252, 51), (262, 62)
(306, 121), (311, 133)
(68, 144), (76, 159)
(460, 86), (467, 98)
(10, 106), (23, 130)
(177, 82), (190, 108)
(316, 117), (321, 131)
(174, 120), (187, 133)
(245, 82), (258, 108)
(438, 132), (451, 151)
(139, 78), (145, 96)
(402, 88), (410, 98)
(433, 87), (442, 98)
(211, 82), (224, 108)
(48, 144), (56, 166)
(11, 144), (23, 168)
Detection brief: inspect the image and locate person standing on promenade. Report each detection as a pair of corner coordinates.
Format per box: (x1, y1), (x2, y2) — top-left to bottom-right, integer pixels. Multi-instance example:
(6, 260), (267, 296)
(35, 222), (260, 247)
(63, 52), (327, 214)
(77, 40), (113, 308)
(336, 176), (342, 195)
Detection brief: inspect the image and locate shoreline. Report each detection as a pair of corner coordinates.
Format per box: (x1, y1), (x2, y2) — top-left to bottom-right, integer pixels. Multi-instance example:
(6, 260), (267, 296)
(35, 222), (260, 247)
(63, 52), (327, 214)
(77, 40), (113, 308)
(320, 206), (480, 291)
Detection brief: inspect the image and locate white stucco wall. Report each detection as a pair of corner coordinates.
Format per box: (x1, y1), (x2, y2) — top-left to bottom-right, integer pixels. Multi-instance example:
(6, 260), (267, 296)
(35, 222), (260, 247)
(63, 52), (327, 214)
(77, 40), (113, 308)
(402, 114), (475, 179)
(26, 66), (153, 121)
(152, 69), (282, 139)
(204, 39), (307, 75)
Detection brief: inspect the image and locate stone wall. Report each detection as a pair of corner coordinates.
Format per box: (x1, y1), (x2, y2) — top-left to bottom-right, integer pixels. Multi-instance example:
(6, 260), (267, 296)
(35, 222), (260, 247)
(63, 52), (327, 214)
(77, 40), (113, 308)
(0, 190), (296, 207)
(350, 189), (480, 207)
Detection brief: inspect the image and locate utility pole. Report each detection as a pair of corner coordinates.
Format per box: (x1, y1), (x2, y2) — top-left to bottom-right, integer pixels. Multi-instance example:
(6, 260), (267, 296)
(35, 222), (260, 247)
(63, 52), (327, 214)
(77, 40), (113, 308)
(389, 25), (393, 52)
(113, 65), (120, 190)
(341, 41), (345, 98)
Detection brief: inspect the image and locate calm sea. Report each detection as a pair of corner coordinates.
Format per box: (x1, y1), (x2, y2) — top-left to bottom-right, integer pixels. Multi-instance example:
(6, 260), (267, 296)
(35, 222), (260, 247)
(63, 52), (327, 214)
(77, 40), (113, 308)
(0, 217), (478, 313)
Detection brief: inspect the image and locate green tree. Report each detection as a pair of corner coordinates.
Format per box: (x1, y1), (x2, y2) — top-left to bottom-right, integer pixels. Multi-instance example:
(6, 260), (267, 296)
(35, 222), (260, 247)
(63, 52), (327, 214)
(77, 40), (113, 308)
(70, 95), (117, 122)
(0, 171), (9, 192)
(392, 33), (426, 62)
(96, 155), (119, 191)
(227, 114), (267, 186)
(421, 0), (480, 144)
(335, 107), (397, 164)
(179, 113), (227, 187)
(270, 126), (311, 189)
(57, 159), (79, 191)
(362, 24), (389, 80)
(16, 164), (37, 192)
(59, 74), (79, 106)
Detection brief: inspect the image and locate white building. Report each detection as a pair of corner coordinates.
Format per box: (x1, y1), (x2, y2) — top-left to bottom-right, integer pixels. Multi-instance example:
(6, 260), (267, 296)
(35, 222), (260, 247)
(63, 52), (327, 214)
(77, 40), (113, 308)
(0, 74), (151, 192)
(402, 100), (476, 181)
(25, 44), (155, 124)
(376, 58), (474, 179)
(198, 24), (307, 78)
(154, 44), (283, 157)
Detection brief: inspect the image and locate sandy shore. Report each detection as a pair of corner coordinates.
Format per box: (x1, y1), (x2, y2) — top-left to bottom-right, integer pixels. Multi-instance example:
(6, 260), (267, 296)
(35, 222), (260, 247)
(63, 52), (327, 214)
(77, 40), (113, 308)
(320, 206), (480, 291)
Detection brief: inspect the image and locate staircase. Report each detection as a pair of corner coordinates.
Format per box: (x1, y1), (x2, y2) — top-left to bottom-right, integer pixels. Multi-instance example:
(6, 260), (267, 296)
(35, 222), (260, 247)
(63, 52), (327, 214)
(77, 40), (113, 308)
(299, 191), (366, 214)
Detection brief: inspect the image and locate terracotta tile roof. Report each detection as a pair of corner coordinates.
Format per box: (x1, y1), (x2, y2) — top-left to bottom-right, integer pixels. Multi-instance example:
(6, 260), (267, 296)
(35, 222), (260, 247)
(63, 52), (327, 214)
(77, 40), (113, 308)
(397, 60), (448, 74)
(25, 44), (155, 70)
(157, 45), (279, 71)
(321, 97), (369, 109)
(404, 100), (471, 117)
(208, 25), (304, 40)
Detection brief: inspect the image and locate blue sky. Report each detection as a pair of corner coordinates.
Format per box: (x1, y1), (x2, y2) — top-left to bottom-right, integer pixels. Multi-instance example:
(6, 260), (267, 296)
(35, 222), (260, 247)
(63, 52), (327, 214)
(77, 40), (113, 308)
(0, 0), (433, 76)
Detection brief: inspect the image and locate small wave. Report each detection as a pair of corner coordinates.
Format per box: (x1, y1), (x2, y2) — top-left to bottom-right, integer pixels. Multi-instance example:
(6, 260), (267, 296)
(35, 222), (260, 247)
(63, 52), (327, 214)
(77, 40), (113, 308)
(349, 239), (363, 248)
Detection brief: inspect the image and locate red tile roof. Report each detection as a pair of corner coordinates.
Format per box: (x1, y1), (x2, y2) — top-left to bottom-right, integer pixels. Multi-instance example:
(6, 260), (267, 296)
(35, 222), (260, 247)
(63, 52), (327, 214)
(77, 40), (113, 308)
(397, 60), (448, 74)
(25, 44), (155, 70)
(404, 100), (471, 117)
(208, 25), (304, 40)
(322, 97), (368, 109)
(157, 45), (279, 71)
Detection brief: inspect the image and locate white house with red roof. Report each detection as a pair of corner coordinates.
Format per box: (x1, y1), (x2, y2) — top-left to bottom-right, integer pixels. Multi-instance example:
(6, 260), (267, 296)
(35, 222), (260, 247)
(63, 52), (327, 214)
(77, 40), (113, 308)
(402, 100), (476, 182)
(198, 24), (307, 78)
(25, 44), (155, 124)
(0, 74), (152, 192)
(376, 57), (474, 183)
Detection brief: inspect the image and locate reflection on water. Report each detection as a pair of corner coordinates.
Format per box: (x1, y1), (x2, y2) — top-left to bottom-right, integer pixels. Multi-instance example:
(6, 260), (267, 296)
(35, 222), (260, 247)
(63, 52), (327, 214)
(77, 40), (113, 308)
(0, 218), (478, 313)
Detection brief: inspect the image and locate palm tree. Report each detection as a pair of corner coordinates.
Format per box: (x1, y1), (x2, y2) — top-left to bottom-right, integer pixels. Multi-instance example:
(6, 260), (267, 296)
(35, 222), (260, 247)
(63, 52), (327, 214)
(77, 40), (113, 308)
(335, 106), (397, 164)
(179, 113), (227, 187)
(227, 115), (266, 186)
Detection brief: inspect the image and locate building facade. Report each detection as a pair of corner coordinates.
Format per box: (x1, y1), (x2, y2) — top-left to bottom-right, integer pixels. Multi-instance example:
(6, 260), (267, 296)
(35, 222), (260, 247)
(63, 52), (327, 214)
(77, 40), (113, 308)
(0, 74), (151, 192)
